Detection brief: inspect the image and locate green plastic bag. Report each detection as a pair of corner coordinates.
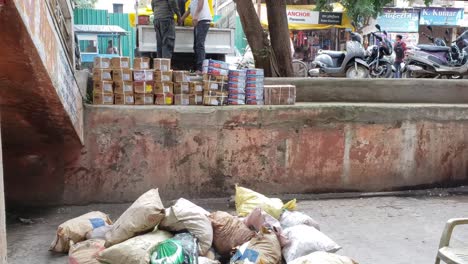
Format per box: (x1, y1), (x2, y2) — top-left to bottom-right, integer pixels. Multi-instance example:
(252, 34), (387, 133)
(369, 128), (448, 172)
(151, 239), (185, 264)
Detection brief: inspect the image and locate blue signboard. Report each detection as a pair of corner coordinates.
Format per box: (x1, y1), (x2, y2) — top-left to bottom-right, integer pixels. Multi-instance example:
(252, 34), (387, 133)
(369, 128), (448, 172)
(420, 8), (464, 26)
(377, 9), (419, 33)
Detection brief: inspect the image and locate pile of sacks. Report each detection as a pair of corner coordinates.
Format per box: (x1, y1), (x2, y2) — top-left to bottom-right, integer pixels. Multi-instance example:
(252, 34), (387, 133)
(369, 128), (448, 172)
(50, 186), (358, 264)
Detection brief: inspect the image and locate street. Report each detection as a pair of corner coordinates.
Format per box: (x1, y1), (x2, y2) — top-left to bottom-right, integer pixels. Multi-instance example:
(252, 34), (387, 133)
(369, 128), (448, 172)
(6, 194), (468, 264)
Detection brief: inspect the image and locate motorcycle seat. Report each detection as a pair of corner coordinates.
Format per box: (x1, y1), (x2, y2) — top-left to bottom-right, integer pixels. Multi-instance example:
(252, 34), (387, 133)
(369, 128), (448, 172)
(321, 51), (346, 58)
(417, 45), (450, 52)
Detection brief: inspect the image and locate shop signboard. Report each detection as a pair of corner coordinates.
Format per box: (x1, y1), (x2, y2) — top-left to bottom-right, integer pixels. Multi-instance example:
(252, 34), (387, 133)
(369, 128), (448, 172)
(419, 8), (464, 26)
(259, 5), (345, 29)
(376, 9), (419, 33)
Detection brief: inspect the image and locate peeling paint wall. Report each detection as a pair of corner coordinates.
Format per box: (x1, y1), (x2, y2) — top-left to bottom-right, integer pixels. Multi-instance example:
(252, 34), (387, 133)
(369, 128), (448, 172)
(55, 104), (468, 205)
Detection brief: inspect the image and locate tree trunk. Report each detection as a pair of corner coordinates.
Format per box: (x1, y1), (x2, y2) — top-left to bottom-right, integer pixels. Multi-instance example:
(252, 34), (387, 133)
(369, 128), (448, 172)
(265, 0), (293, 77)
(234, 0), (274, 77)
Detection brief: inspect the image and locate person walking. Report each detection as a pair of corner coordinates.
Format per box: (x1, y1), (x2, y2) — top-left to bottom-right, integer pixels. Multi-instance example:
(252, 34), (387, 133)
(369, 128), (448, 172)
(152, 0), (181, 59)
(181, 0), (212, 73)
(393, 34), (407, 78)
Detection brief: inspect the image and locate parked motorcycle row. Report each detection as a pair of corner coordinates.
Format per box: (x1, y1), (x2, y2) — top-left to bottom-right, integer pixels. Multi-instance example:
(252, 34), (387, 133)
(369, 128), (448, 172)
(308, 24), (468, 79)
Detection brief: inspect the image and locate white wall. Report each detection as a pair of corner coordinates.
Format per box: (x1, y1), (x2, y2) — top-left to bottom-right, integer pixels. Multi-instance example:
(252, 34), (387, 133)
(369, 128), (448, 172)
(95, 0), (136, 13)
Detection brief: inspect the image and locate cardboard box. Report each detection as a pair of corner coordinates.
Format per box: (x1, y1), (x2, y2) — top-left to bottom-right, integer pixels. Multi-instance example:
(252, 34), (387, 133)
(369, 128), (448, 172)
(189, 94), (203, 105)
(112, 69), (133, 82)
(203, 74), (228, 82)
(133, 70), (154, 81)
(189, 82), (204, 94)
(174, 82), (190, 94)
(115, 94), (135, 105)
(94, 57), (110, 69)
(264, 85), (296, 105)
(203, 81), (228, 91)
(93, 81), (114, 93)
(203, 95), (228, 106)
(110, 57), (130, 69)
(173, 71), (190, 82)
(246, 82), (264, 89)
(202, 67), (229, 76)
(154, 82), (174, 94)
(203, 90), (228, 97)
(229, 76), (247, 83)
(228, 99), (245, 105)
(135, 94), (154, 105)
(114, 81), (134, 94)
(246, 68), (264, 76)
(174, 94), (190, 105)
(134, 81), (154, 94)
(246, 100), (264, 105)
(93, 69), (112, 81)
(154, 58), (171, 71)
(134, 57), (150, 70)
(229, 69), (247, 77)
(228, 94), (246, 100)
(246, 75), (264, 82)
(203, 59), (230, 70)
(228, 82), (246, 89)
(154, 70), (173, 82)
(155, 93), (174, 105)
(93, 92), (114, 104)
(228, 88), (245, 95)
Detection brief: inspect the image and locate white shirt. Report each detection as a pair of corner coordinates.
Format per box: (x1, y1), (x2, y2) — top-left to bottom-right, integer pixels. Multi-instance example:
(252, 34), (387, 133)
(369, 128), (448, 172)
(190, 0), (212, 21)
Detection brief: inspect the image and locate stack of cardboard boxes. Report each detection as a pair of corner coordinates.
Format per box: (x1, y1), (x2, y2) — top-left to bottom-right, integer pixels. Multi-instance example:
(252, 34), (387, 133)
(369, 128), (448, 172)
(202, 59), (229, 106)
(92, 56), (296, 106)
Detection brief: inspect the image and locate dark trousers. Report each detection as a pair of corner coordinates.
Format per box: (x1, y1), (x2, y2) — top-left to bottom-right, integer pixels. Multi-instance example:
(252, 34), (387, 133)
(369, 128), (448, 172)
(154, 18), (176, 59)
(394, 61), (402, 78)
(194, 20), (210, 71)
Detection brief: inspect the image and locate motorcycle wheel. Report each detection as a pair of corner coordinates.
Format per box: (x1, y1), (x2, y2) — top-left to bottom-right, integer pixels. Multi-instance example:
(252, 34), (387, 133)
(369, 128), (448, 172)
(292, 60), (308, 77)
(370, 62), (392, 78)
(346, 65), (369, 78)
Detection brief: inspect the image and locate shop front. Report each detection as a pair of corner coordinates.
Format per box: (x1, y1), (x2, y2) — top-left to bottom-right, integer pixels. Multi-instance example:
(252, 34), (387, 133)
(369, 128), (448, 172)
(375, 8), (420, 47)
(418, 7), (465, 45)
(258, 4), (353, 64)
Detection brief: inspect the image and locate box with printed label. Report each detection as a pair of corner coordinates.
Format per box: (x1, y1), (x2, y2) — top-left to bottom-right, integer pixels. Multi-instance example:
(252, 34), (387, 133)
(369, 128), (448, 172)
(93, 69), (112, 81)
(114, 81), (134, 94)
(112, 69), (132, 82)
(245, 88), (264, 95)
(246, 99), (264, 105)
(228, 88), (245, 95)
(204, 90), (229, 97)
(189, 82), (204, 94)
(93, 92), (114, 105)
(228, 99), (245, 105)
(155, 93), (174, 105)
(154, 71), (173, 82)
(174, 94), (190, 105)
(173, 71), (190, 82)
(246, 68), (264, 76)
(94, 57), (110, 69)
(246, 93), (264, 101)
(134, 57), (151, 70)
(246, 82), (264, 89)
(93, 81), (114, 93)
(133, 70), (154, 81)
(228, 69), (247, 77)
(264, 85), (296, 105)
(189, 94), (203, 105)
(246, 75), (264, 82)
(115, 94), (135, 105)
(203, 74), (228, 82)
(135, 94), (154, 105)
(203, 81), (228, 91)
(110, 57), (130, 69)
(228, 82), (246, 89)
(134, 81), (154, 94)
(154, 58), (171, 71)
(174, 82), (190, 94)
(203, 95), (228, 106)
(204, 67), (229, 76)
(202, 59), (230, 70)
(154, 82), (174, 94)
(229, 75), (247, 83)
(228, 94), (246, 100)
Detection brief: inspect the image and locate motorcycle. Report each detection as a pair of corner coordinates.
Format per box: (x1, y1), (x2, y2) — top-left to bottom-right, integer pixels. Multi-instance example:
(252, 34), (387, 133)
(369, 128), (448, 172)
(366, 24), (393, 78)
(309, 31), (369, 78)
(402, 28), (468, 79)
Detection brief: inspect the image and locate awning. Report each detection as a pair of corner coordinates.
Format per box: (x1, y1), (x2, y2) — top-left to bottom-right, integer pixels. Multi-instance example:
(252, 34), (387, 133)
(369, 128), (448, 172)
(74, 25), (128, 35)
(258, 3), (353, 30)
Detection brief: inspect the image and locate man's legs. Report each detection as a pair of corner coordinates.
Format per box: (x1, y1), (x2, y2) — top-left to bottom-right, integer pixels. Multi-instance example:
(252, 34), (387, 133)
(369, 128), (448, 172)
(160, 19), (176, 58)
(154, 19), (163, 58)
(394, 62), (401, 78)
(193, 20), (210, 72)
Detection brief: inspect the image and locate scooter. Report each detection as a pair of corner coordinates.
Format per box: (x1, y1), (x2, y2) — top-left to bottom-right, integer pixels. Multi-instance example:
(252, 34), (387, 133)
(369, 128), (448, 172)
(309, 32), (369, 78)
(402, 29), (468, 78)
(366, 24), (393, 78)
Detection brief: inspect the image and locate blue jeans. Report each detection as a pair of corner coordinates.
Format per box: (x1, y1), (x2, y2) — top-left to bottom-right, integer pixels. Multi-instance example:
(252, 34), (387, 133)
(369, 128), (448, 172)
(394, 61), (402, 78)
(194, 20), (210, 71)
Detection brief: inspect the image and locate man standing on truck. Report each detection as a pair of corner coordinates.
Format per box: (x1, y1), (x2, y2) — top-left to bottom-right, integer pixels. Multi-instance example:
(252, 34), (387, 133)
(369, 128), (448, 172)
(152, 0), (181, 59)
(180, 0), (212, 73)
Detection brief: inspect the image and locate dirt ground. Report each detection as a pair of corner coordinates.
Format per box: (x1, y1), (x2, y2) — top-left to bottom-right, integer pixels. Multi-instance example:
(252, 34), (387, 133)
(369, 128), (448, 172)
(6, 195), (468, 264)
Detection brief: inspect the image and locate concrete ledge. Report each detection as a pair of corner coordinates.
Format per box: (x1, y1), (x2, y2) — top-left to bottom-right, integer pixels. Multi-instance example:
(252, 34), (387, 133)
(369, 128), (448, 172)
(265, 78), (468, 103)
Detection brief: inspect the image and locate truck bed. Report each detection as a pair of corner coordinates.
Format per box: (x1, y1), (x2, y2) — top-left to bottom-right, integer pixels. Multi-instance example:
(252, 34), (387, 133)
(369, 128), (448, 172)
(137, 25), (235, 55)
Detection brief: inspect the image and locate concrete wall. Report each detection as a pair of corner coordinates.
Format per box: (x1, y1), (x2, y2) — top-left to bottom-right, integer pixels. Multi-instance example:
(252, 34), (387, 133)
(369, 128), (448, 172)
(55, 104), (468, 204)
